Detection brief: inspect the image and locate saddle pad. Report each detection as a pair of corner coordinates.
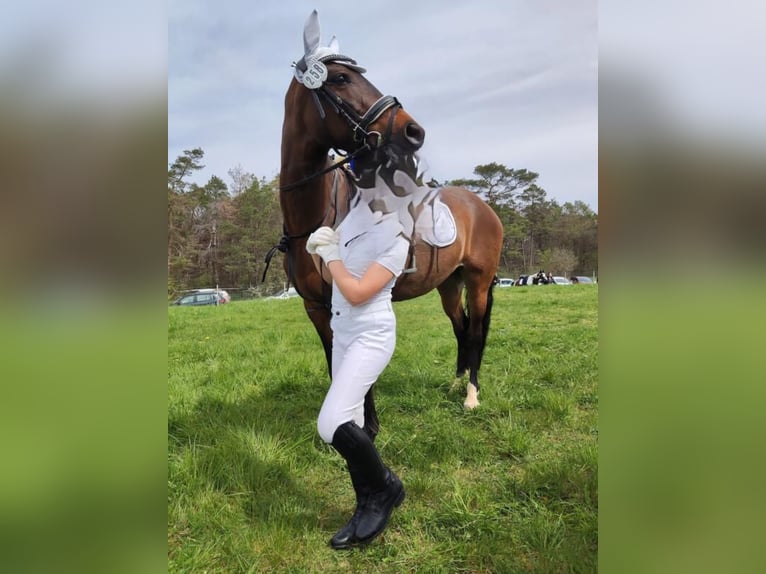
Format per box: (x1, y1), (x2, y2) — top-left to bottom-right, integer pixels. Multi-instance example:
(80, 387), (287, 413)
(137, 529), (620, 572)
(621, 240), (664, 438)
(415, 195), (457, 248)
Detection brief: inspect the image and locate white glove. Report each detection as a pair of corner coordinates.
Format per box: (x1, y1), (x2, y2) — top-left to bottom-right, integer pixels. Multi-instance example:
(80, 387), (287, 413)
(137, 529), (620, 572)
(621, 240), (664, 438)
(315, 242), (341, 263)
(306, 226), (339, 254)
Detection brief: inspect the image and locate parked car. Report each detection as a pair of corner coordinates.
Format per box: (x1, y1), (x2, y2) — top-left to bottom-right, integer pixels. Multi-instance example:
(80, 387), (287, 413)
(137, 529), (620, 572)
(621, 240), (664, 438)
(497, 278), (515, 287)
(570, 276), (595, 284)
(190, 288), (231, 302)
(269, 287), (299, 300)
(551, 276), (572, 285)
(171, 292), (223, 306)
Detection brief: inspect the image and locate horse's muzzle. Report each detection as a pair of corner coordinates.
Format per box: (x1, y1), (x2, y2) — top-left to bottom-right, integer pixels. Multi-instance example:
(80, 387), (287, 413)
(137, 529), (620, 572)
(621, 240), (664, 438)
(404, 122), (425, 150)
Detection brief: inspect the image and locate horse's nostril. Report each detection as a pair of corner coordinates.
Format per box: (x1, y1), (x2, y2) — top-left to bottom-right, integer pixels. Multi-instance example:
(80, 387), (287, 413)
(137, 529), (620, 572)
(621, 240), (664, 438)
(405, 122), (426, 148)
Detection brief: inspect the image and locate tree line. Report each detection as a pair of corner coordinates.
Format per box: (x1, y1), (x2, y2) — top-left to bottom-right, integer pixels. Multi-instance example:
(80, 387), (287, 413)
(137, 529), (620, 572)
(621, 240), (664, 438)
(168, 150), (597, 298)
(447, 162), (598, 280)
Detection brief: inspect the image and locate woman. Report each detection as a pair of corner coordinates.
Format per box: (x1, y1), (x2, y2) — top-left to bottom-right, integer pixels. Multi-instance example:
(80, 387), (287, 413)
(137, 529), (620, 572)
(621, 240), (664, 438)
(306, 206), (410, 550)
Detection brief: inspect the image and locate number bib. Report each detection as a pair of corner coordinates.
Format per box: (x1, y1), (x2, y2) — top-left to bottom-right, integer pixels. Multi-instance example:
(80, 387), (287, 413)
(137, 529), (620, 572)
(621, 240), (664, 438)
(302, 57), (327, 89)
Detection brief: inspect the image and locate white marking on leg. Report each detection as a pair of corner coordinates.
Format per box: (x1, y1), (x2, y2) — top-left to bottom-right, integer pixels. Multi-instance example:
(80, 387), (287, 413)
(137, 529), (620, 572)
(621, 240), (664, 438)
(463, 382), (480, 409)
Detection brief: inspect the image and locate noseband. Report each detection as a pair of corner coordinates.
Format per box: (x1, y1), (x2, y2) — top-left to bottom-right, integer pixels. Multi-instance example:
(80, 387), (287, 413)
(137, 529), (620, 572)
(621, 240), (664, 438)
(314, 89), (400, 146)
(280, 84), (401, 192)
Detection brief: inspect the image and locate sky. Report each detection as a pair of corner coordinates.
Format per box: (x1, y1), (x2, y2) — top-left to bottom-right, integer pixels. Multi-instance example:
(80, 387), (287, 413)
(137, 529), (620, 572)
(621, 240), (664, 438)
(169, 0), (598, 210)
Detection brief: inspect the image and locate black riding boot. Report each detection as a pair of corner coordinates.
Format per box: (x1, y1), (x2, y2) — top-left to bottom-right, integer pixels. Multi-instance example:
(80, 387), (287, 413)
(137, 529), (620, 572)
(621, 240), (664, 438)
(329, 421), (405, 549)
(329, 462), (370, 549)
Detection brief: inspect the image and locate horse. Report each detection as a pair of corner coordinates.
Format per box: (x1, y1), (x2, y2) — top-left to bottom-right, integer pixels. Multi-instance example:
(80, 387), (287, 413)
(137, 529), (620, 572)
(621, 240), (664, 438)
(533, 271), (549, 285)
(274, 12), (503, 440)
(522, 271), (549, 285)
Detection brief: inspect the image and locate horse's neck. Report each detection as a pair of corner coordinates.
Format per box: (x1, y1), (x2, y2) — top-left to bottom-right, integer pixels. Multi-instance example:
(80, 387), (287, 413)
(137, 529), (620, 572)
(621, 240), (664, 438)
(334, 170), (357, 226)
(280, 154), (356, 241)
(279, 142), (333, 237)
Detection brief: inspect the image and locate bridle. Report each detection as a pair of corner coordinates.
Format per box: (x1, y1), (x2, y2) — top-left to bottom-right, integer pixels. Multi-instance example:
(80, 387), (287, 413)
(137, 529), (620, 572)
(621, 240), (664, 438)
(279, 73), (401, 193)
(265, 62), (402, 301)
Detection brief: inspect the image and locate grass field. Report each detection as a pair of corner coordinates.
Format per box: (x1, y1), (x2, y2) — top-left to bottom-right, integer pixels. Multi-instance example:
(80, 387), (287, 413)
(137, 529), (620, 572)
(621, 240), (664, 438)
(168, 285), (598, 573)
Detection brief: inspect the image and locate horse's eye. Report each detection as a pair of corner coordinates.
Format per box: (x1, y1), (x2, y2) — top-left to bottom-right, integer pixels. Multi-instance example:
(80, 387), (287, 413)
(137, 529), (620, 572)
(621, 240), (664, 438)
(331, 73), (349, 85)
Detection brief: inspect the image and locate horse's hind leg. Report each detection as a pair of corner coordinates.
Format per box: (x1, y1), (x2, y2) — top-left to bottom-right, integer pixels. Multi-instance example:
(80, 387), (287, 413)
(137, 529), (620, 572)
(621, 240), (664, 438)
(305, 303), (333, 376)
(437, 269), (469, 382)
(462, 274), (496, 409)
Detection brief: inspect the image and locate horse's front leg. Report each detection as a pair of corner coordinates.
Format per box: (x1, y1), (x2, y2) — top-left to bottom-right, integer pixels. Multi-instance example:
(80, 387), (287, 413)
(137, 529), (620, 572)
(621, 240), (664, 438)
(305, 301), (333, 376)
(304, 301), (379, 441)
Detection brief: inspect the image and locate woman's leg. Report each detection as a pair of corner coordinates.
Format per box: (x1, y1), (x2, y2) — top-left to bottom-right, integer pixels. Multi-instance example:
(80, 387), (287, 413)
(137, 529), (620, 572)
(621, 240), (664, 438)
(318, 314), (395, 443)
(318, 312), (402, 548)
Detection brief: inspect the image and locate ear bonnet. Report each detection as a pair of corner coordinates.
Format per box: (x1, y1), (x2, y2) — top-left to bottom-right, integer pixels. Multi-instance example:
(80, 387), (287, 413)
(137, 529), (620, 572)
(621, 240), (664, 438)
(293, 10), (366, 89)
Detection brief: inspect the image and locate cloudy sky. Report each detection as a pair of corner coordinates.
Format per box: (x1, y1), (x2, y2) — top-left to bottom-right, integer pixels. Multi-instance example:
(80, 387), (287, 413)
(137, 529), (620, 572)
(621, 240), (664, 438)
(169, 0), (598, 209)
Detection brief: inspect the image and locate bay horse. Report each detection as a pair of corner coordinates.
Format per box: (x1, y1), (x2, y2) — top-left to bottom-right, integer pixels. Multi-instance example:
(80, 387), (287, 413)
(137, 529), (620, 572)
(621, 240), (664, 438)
(275, 16), (502, 440)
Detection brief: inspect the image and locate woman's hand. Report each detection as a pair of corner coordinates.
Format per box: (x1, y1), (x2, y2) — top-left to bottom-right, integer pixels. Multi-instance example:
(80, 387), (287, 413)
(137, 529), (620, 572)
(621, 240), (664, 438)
(316, 242), (341, 263)
(306, 226), (339, 254)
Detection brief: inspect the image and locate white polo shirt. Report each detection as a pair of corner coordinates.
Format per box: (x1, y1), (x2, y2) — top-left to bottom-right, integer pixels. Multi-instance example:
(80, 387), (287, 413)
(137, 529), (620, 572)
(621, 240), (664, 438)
(332, 207), (410, 311)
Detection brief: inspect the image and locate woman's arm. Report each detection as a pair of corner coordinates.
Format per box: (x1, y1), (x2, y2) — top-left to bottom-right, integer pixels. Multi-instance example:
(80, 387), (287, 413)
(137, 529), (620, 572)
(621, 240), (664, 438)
(325, 260), (394, 306)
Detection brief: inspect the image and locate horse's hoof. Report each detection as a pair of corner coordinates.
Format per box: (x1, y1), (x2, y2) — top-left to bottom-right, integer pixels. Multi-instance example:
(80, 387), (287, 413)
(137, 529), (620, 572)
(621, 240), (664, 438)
(450, 376), (464, 392)
(463, 383), (480, 409)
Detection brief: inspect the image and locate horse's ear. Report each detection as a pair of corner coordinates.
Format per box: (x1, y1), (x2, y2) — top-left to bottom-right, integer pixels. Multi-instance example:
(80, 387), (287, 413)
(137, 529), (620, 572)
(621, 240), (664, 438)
(303, 10), (321, 55)
(328, 35), (339, 53)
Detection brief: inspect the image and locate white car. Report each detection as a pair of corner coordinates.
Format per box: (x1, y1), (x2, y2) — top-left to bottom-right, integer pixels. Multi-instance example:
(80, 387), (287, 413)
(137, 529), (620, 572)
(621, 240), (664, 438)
(269, 287), (299, 300)
(551, 276), (572, 285)
(497, 278), (514, 287)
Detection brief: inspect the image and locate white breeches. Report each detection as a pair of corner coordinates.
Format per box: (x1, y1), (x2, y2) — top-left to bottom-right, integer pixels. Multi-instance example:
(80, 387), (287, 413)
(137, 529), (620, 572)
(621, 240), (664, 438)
(317, 301), (396, 443)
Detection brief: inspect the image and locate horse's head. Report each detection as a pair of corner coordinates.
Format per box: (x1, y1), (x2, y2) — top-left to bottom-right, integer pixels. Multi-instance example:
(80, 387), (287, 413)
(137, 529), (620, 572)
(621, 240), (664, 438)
(283, 11), (425, 174)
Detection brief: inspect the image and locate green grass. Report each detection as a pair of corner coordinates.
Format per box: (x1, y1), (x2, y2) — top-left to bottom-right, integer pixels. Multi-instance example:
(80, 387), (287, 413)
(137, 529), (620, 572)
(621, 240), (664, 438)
(168, 285), (598, 573)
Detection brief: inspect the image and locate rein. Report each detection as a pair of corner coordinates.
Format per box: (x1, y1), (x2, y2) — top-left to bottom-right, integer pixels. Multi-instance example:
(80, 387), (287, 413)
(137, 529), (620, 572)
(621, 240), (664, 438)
(263, 169), (349, 283)
(279, 144), (366, 193)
